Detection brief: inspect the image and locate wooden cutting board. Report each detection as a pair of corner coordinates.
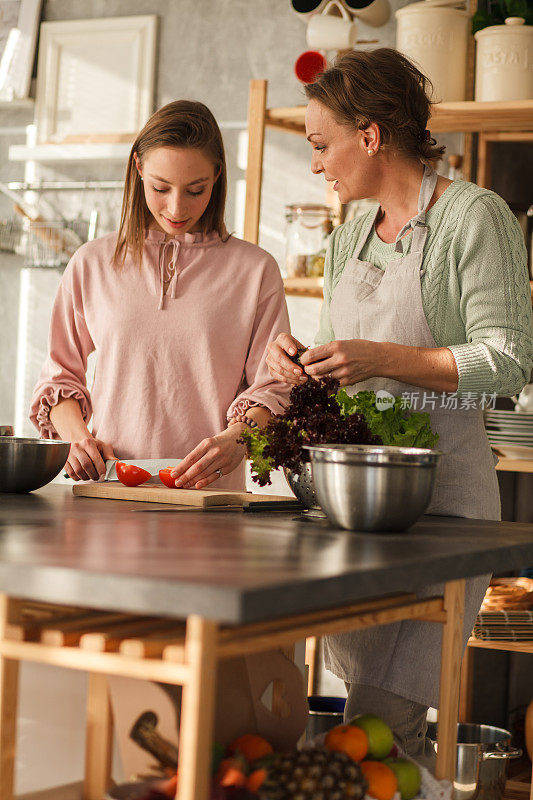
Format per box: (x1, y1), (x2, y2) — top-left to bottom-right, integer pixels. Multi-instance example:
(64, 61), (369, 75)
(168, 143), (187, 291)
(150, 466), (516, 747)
(73, 482), (295, 508)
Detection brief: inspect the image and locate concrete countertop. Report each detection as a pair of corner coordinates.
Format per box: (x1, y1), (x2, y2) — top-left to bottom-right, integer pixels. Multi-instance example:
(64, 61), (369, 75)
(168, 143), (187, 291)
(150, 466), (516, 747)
(1, 485), (532, 624)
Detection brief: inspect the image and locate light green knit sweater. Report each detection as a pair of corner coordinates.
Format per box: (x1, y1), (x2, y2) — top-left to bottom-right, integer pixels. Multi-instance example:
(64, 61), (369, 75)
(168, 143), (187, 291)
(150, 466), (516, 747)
(315, 180), (533, 395)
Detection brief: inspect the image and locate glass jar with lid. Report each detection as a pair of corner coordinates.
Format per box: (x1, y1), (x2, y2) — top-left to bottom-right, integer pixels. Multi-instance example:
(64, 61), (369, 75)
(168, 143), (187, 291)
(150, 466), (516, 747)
(284, 204), (334, 278)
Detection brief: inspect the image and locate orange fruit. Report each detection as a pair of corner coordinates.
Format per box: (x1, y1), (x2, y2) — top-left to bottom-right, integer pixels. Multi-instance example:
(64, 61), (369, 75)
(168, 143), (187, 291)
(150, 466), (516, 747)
(324, 724), (369, 762)
(228, 733), (274, 762)
(247, 768), (267, 792)
(361, 760), (398, 800)
(216, 757), (247, 787)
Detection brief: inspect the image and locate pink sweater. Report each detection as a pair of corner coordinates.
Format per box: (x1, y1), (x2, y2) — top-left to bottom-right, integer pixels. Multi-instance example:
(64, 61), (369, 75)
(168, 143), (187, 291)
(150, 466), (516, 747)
(30, 229), (291, 489)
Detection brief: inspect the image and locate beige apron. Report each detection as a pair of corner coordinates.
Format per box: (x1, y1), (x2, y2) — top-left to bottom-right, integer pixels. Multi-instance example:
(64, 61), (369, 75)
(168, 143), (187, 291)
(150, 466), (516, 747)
(323, 166), (499, 708)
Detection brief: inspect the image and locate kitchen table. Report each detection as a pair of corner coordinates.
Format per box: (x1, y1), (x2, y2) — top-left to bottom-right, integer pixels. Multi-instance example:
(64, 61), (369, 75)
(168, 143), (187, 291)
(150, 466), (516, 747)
(1, 486), (533, 800)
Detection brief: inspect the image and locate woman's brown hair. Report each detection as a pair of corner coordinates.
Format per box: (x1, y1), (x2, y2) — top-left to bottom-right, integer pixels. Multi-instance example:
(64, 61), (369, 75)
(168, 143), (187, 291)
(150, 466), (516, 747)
(113, 100), (228, 268)
(305, 48), (445, 168)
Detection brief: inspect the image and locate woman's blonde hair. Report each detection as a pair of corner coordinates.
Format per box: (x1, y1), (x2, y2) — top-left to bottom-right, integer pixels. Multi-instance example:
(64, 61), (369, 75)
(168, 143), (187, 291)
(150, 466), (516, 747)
(305, 48), (445, 168)
(113, 100), (228, 268)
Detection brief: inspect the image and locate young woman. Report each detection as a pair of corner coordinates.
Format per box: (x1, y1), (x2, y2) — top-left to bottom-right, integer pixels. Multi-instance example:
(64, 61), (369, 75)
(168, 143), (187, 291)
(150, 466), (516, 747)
(31, 101), (290, 490)
(266, 48), (533, 765)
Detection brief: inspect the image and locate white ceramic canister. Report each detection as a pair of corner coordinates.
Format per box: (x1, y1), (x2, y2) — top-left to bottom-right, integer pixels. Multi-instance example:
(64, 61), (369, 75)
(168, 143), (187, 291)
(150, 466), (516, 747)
(395, 1), (469, 101)
(475, 18), (533, 101)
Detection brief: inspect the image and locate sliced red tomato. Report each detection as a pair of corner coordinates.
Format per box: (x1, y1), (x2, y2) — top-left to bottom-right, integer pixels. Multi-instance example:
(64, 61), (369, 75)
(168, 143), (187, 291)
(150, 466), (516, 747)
(115, 461), (151, 487)
(159, 467), (176, 488)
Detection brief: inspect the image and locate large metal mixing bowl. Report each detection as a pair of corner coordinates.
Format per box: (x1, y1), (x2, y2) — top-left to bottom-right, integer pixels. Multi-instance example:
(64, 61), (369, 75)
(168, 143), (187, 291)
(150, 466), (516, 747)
(304, 444), (442, 532)
(0, 437), (70, 493)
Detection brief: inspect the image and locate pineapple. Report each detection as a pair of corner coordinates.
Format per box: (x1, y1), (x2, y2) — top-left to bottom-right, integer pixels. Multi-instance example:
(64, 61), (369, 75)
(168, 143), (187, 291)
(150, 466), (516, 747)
(257, 748), (368, 800)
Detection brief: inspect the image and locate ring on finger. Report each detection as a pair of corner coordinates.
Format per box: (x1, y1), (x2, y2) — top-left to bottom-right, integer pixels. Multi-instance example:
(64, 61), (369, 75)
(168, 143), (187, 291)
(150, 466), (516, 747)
(215, 468), (222, 478)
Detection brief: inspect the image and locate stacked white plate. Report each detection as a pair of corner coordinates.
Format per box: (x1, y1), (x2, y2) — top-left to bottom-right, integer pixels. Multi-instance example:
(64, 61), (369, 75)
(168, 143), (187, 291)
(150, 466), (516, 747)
(485, 409), (533, 458)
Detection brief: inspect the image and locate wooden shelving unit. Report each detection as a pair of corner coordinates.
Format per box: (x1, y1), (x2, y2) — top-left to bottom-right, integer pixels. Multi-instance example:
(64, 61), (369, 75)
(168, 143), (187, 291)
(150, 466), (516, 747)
(244, 80), (533, 291)
(462, 637), (533, 800)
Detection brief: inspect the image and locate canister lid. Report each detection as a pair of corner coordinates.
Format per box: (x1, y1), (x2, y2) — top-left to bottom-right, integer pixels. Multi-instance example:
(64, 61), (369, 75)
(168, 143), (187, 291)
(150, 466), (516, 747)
(396, 0), (468, 16)
(475, 16), (533, 38)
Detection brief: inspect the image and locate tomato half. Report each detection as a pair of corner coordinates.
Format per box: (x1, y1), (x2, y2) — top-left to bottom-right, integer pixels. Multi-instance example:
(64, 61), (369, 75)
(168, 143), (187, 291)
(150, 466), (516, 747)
(159, 467), (177, 488)
(115, 462), (151, 487)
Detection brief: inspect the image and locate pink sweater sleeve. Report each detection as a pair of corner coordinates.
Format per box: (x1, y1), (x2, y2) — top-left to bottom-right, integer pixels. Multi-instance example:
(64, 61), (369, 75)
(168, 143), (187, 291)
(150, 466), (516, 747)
(227, 261), (292, 419)
(29, 262), (95, 439)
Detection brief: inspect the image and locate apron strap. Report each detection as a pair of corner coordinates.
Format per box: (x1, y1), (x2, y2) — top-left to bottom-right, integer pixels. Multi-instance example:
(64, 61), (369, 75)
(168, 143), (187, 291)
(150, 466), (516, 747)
(394, 166), (438, 255)
(352, 205), (381, 260)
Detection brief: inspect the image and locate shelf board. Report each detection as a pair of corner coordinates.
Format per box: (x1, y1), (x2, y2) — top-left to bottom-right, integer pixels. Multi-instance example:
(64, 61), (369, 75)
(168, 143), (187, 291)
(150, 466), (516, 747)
(265, 100), (533, 136)
(0, 97), (34, 109)
(8, 142), (132, 162)
(283, 277), (324, 298)
(468, 637), (533, 653)
(430, 100), (533, 133)
(495, 458), (533, 474)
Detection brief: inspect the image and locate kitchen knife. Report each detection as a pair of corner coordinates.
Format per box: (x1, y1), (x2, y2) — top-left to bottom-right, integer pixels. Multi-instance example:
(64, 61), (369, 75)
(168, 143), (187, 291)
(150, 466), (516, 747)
(105, 459), (182, 481)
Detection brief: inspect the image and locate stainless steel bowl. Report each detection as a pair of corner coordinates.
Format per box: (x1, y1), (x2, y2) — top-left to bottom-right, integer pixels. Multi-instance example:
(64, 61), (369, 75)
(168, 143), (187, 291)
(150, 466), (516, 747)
(0, 437), (70, 493)
(283, 463), (327, 518)
(284, 463), (318, 509)
(304, 444), (442, 532)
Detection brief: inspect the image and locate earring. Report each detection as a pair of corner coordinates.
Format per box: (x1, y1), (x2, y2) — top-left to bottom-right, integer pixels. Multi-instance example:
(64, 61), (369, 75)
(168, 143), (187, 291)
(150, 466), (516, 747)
(367, 149), (374, 156)
(140, 176), (144, 181)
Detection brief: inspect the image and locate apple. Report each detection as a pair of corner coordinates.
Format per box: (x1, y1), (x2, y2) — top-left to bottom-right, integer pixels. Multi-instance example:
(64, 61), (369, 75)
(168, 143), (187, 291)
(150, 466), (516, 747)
(349, 713), (394, 760)
(383, 757), (421, 800)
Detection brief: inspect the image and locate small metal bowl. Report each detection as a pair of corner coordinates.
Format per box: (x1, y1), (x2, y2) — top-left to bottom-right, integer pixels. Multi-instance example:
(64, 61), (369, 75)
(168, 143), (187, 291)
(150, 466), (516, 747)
(304, 444), (442, 532)
(283, 463), (327, 518)
(0, 437), (70, 493)
(105, 780), (160, 800)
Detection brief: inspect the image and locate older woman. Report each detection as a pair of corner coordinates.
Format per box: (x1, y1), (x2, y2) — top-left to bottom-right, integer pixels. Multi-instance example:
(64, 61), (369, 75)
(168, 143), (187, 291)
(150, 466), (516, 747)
(267, 48), (533, 766)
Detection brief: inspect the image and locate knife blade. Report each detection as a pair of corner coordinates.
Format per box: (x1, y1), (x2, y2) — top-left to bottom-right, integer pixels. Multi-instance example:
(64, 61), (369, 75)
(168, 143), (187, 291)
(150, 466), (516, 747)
(105, 459), (182, 481)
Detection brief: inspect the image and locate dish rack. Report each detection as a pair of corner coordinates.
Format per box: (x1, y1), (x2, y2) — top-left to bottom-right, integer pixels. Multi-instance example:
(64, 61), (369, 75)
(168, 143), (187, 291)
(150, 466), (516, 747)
(22, 218), (91, 268)
(0, 217), (24, 254)
(0, 215), (91, 267)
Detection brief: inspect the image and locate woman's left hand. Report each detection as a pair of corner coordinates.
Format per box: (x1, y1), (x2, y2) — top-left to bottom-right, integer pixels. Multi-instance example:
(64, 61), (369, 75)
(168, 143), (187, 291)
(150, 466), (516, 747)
(170, 426), (247, 490)
(300, 339), (385, 387)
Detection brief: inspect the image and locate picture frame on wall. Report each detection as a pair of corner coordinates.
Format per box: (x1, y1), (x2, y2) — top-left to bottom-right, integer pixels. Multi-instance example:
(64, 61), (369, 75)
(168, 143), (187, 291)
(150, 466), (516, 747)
(0, 0), (42, 101)
(34, 14), (157, 143)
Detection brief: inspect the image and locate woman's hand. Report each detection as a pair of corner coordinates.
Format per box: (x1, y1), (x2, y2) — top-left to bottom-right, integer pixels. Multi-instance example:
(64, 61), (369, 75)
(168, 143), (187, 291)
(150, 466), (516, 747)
(65, 436), (116, 481)
(266, 332), (309, 385)
(300, 339), (384, 387)
(170, 426), (247, 490)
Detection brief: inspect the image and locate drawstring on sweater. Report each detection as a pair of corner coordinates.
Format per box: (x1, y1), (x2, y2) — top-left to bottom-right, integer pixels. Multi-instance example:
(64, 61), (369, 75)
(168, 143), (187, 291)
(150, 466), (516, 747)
(158, 239), (181, 310)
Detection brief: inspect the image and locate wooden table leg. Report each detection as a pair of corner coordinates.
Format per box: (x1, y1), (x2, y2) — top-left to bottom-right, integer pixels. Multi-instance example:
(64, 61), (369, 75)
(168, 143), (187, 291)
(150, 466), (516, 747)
(177, 616), (218, 800)
(458, 644), (474, 723)
(0, 594), (19, 800)
(436, 579), (465, 782)
(84, 673), (113, 800)
(305, 637), (319, 697)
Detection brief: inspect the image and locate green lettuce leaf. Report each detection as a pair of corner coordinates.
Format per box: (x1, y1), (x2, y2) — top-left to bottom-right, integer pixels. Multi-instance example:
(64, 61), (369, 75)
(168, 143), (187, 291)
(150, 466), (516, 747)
(339, 390), (439, 449)
(239, 427), (275, 485)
